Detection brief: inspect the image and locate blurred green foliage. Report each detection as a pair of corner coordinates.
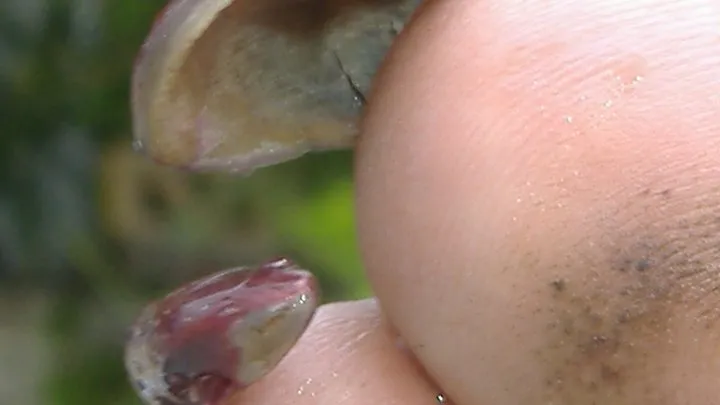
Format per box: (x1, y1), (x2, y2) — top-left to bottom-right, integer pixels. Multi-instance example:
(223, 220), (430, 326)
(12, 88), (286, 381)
(0, 0), (369, 404)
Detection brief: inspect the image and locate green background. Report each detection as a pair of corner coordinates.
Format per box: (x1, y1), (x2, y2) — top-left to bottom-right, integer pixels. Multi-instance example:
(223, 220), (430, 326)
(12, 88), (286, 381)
(0, 0), (369, 404)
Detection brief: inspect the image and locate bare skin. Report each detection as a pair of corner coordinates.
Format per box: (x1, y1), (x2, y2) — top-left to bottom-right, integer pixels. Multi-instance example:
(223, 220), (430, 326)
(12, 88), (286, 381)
(222, 0), (720, 404)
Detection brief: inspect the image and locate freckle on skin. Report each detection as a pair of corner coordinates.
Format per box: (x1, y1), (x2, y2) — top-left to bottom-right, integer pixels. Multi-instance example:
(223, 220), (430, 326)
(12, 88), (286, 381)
(538, 192), (720, 404)
(550, 279), (567, 293)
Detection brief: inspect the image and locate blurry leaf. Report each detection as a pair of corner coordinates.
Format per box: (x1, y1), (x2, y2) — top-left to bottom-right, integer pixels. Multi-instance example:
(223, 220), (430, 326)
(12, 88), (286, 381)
(44, 342), (136, 405)
(275, 179), (370, 301)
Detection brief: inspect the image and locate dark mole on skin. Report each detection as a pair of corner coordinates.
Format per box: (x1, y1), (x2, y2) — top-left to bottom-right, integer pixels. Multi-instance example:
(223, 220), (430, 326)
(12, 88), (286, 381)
(533, 186), (720, 405)
(550, 278), (567, 293)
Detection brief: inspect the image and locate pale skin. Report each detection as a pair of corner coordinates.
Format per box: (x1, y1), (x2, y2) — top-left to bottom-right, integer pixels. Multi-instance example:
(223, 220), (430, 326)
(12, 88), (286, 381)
(225, 0), (720, 403)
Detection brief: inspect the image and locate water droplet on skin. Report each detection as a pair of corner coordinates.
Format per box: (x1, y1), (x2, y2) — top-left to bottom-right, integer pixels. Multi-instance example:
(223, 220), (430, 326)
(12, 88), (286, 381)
(296, 378), (314, 396)
(612, 55), (648, 94)
(125, 258), (319, 405)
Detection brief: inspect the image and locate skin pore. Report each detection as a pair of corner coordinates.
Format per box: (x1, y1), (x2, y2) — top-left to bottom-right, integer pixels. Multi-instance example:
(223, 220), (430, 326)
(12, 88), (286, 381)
(226, 0), (720, 404)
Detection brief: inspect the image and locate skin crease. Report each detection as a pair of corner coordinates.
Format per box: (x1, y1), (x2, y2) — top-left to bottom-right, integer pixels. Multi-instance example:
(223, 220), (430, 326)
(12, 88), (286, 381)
(225, 0), (720, 404)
